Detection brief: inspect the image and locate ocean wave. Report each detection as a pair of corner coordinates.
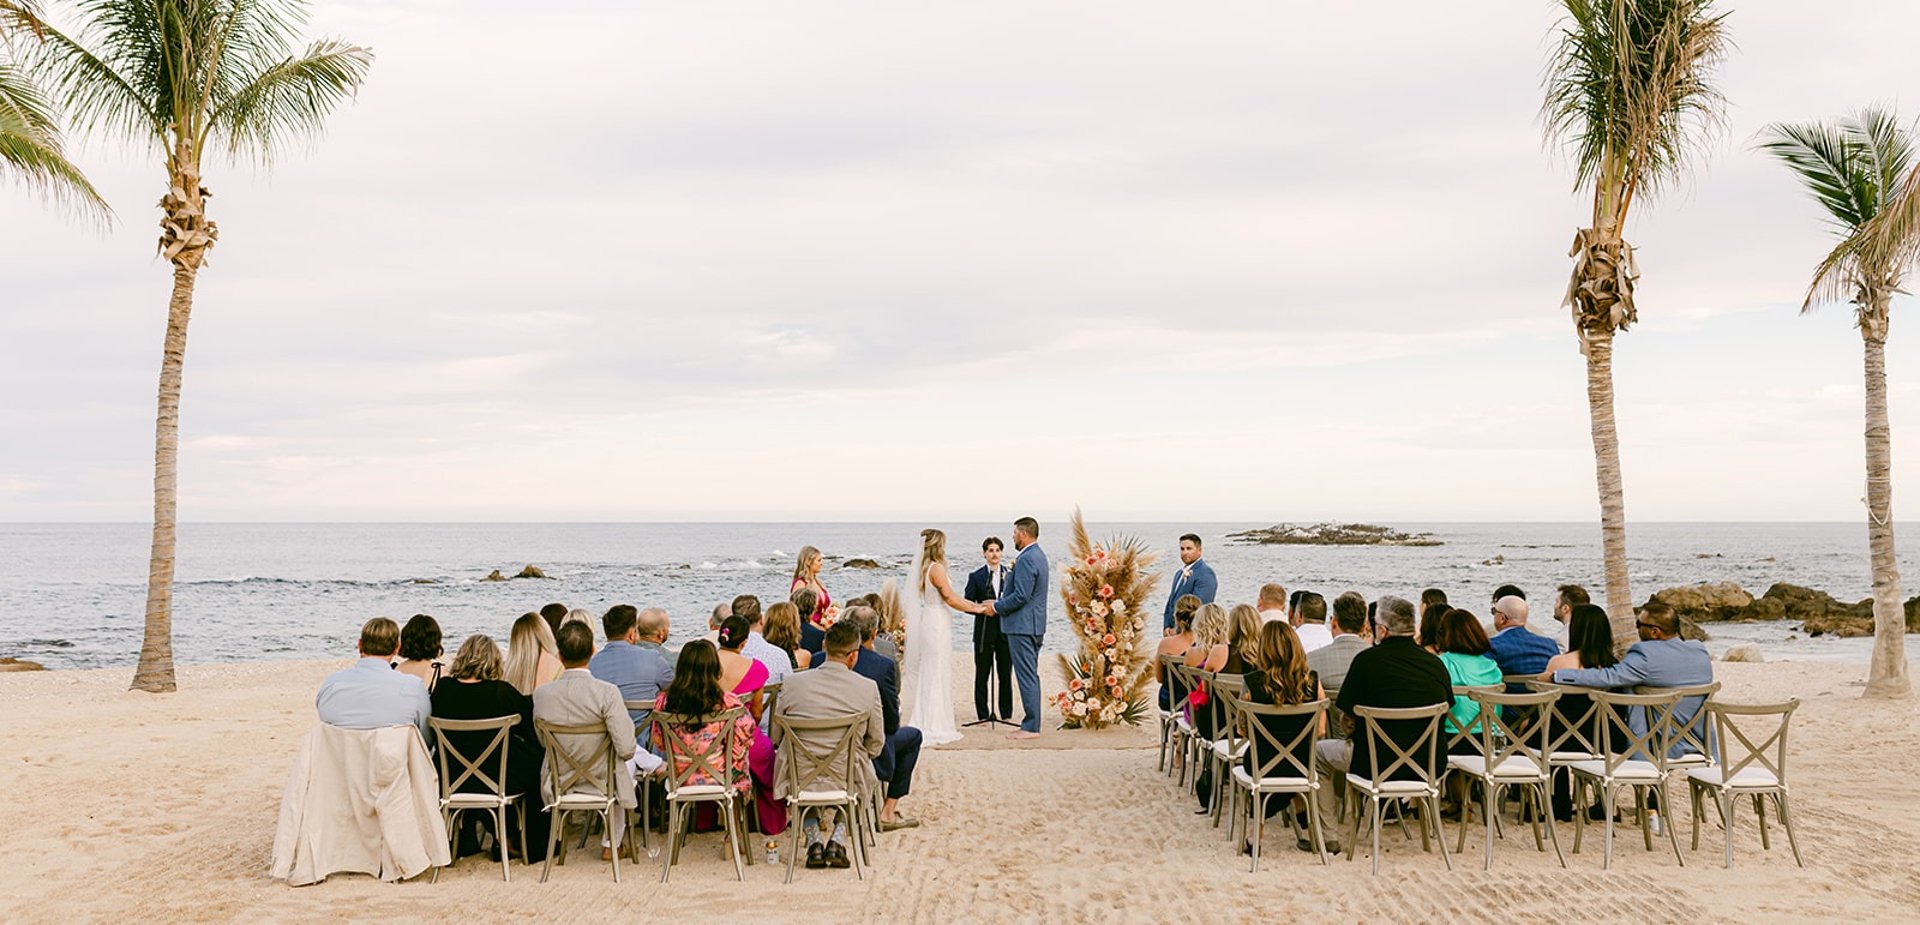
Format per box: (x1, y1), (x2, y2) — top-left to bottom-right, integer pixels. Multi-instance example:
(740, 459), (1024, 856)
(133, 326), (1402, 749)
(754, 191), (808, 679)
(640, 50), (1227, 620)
(179, 576), (432, 589)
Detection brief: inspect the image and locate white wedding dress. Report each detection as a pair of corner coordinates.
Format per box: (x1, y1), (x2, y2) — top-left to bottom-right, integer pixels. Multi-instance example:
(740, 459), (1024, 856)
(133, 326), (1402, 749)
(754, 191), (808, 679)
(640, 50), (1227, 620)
(902, 560), (963, 746)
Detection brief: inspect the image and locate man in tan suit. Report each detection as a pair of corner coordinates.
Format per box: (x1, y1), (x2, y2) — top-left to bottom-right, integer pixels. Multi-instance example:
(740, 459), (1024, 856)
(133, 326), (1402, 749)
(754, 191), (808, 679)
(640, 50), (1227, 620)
(773, 621), (885, 870)
(533, 621), (637, 859)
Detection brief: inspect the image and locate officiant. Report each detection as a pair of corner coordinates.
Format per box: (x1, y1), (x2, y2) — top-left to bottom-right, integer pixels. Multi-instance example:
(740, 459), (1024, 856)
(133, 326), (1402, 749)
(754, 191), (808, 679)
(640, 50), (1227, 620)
(963, 537), (1014, 723)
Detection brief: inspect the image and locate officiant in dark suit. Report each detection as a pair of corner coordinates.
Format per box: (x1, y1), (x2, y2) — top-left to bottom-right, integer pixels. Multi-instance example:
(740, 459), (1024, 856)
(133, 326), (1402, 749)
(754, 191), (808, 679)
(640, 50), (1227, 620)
(964, 536), (1014, 723)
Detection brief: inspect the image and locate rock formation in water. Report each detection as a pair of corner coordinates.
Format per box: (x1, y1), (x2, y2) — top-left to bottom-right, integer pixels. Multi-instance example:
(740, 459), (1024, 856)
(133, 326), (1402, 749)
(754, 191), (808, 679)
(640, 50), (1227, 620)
(1227, 523), (1443, 547)
(841, 558), (883, 569)
(1648, 581), (1920, 638)
(515, 565), (549, 580)
(0, 657), (46, 672)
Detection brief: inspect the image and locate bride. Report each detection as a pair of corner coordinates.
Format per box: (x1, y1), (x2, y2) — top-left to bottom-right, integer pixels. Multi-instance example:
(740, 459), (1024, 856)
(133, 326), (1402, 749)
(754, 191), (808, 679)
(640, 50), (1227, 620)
(901, 528), (986, 746)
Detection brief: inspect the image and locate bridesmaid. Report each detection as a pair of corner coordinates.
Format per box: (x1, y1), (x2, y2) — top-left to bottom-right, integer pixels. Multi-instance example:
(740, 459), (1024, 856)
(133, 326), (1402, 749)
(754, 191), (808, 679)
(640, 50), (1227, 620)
(790, 545), (832, 623)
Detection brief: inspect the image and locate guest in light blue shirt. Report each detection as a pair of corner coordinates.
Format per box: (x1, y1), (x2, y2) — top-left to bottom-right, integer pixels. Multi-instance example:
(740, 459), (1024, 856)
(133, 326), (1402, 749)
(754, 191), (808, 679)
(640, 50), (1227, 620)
(1551, 602), (1713, 758)
(589, 605), (676, 724)
(316, 617), (432, 740)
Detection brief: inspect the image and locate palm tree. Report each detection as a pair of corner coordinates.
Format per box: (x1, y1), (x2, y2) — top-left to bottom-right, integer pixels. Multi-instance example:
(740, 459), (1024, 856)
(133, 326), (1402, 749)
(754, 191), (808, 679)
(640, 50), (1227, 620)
(19, 0), (371, 692)
(1761, 109), (1915, 699)
(0, 1), (106, 214)
(1542, 0), (1731, 647)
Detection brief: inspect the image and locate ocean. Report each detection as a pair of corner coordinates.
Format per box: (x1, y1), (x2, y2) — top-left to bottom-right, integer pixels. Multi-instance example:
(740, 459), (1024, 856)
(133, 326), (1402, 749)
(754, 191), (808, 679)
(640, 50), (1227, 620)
(1, 521), (1913, 671)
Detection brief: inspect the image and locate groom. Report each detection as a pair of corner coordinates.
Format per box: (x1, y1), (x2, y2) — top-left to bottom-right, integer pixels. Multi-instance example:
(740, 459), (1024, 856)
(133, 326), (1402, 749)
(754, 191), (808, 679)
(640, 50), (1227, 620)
(982, 516), (1048, 740)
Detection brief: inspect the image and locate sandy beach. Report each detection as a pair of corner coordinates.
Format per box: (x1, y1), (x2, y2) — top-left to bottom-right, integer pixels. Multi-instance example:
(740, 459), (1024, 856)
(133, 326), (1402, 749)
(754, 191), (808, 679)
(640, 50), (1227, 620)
(2, 652), (1916, 924)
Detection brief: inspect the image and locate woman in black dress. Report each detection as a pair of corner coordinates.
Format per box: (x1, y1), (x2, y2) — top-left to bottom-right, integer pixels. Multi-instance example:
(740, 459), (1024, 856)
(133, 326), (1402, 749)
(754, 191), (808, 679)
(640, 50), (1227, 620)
(430, 633), (550, 861)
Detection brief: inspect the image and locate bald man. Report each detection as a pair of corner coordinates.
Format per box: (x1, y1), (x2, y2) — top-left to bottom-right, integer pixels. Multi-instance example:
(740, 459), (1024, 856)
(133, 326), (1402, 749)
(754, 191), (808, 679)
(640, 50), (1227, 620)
(1486, 594), (1560, 678)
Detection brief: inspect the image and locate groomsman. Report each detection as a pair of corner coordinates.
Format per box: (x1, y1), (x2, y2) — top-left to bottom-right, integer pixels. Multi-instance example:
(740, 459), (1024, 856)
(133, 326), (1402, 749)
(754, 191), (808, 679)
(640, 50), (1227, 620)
(1162, 533), (1218, 632)
(964, 537), (1014, 723)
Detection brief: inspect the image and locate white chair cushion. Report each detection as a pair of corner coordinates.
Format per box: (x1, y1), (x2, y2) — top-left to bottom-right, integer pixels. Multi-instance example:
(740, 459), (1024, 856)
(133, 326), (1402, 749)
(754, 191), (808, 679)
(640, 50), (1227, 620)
(666, 783), (730, 799)
(444, 793), (514, 810)
(1211, 740), (1247, 761)
(1685, 766), (1780, 790)
(1232, 766), (1314, 792)
(789, 788), (852, 804)
(553, 793), (615, 809)
(1346, 774), (1436, 796)
(1568, 759), (1661, 782)
(1547, 750), (1597, 762)
(1175, 716), (1194, 734)
(1448, 755), (1546, 780)
(1666, 752), (1713, 769)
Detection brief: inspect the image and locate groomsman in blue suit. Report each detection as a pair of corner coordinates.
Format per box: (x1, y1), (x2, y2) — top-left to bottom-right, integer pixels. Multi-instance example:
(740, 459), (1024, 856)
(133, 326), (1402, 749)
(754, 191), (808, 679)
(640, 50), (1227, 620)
(982, 517), (1049, 740)
(1162, 534), (1218, 632)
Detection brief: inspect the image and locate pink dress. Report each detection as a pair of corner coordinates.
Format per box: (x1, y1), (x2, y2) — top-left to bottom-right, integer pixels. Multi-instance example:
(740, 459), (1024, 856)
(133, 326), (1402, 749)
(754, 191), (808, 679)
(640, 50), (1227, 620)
(732, 659), (786, 836)
(651, 691), (754, 789)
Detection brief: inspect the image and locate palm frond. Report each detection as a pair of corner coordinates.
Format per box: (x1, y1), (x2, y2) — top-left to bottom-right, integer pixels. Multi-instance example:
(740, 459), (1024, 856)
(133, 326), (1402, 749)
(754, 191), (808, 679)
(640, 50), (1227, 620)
(1762, 109), (1919, 313)
(1822, 165), (1920, 311)
(211, 37), (370, 162)
(12, 9), (160, 148)
(0, 61), (109, 217)
(1543, 0), (1731, 224)
(1758, 121), (1873, 231)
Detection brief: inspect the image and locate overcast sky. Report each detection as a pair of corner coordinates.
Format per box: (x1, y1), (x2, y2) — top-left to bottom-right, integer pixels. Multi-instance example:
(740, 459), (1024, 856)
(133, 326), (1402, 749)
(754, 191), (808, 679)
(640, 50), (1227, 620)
(5, 0), (1920, 522)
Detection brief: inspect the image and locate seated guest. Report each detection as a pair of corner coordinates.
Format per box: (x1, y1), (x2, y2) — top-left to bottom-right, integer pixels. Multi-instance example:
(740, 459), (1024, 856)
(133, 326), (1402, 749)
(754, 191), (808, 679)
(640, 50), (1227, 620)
(1549, 583), (1590, 650)
(1313, 597), (1452, 837)
(1255, 583), (1289, 623)
(652, 641), (757, 837)
(430, 634), (550, 861)
(734, 594), (793, 685)
(1191, 603), (1263, 810)
(794, 587), (825, 654)
(1154, 595), (1200, 710)
(393, 614), (445, 692)
(1420, 588), (1449, 616)
(1309, 592), (1371, 694)
(1550, 600), (1713, 759)
(562, 608), (596, 631)
(1491, 584), (1526, 604)
(534, 621), (637, 860)
(1542, 603), (1619, 821)
(764, 601), (808, 672)
(1432, 608), (1502, 739)
(716, 616), (785, 835)
(810, 608), (921, 831)
(1239, 621), (1329, 853)
(703, 603), (728, 646)
(590, 604), (675, 725)
(1291, 591), (1332, 652)
(772, 621), (886, 870)
(540, 602), (570, 640)
(317, 617), (432, 740)
(504, 612), (564, 696)
(1487, 594), (1561, 680)
(1183, 603), (1232, 672)
(634, 606), (676, 666)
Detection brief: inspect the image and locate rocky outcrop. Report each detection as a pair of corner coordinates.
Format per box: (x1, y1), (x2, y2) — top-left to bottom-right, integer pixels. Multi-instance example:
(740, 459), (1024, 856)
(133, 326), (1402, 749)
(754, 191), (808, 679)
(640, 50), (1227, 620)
(483, 569), (507, 582)
(841, 558), (883, 570)
(515, 564), (549, 580)
(1227, 523), (1442, 547)
(1646, 581), (1920, 638)
(0, 657), (46, 672)
(1721, 644), (1764, 663)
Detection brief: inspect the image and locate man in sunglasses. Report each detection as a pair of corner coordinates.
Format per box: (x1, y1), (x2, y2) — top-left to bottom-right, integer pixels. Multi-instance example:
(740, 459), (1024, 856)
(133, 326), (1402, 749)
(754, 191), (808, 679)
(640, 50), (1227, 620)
(1549, 600), (1713, 754)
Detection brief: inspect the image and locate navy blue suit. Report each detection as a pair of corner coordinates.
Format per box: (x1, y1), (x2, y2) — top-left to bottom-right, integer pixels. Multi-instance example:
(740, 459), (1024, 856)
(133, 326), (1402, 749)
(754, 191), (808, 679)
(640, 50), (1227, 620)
(965, 563), (1014, 721)
(1163, 558), (1219, 629)
(994, 543), (1050, 732)
(1487, 626), (1561, 680)
(813, 645), (921, 799)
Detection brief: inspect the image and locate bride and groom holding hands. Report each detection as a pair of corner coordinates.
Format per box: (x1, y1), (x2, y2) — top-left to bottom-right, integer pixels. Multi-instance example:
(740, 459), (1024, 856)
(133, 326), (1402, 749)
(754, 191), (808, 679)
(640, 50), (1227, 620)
(901, 517), (1049, 742)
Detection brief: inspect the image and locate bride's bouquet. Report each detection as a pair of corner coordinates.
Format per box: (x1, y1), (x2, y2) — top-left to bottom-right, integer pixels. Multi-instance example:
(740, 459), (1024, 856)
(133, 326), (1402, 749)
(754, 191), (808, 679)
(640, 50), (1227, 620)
(1053, 508), (1160, 730)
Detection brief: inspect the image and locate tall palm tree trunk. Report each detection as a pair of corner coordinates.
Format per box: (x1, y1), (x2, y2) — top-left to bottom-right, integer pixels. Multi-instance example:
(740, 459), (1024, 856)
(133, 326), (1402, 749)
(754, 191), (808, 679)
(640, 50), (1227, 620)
(133, 262), (195, 692)
(1584, 329), (1634, 647)
(1861, 304), (1911, 699)
(133, 157), (214, 693)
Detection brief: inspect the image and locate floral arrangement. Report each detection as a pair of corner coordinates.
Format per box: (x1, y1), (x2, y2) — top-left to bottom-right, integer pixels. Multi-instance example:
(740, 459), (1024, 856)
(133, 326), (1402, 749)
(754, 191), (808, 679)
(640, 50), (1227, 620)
(1052, 508), (1160, 729)
(811, 604), (842, 630)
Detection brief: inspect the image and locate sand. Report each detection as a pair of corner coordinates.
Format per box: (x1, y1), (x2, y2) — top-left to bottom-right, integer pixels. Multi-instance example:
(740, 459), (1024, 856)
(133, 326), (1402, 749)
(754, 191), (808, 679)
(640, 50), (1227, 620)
(2, 652), (1917, 924)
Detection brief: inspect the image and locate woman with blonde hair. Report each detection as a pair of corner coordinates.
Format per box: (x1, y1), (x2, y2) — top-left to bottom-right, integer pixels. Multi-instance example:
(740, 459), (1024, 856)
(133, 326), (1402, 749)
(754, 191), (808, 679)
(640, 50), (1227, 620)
(1183, 603), (1232, 672)
(1155, 594), (1201, 709)
(503, 612), (563, 696)
(790, 546), (833, 624)
(763, 600), (807, 671)
(901, 527), (986, 746)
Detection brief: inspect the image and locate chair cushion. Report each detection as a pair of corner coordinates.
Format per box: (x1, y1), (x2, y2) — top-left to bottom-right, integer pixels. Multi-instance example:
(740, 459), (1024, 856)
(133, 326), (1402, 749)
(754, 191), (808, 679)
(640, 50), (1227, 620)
(1448, 755), (1546, 780)
(1547, 750), (1597, 762)
(1346, 774), (1436, 796)
(1685, 766), (1780, 790)
(1568, 759), (1661, 782)
(1666, 753), (1713, 769)
(667, 783), (730, 799)
(1211, 740), (1247, 761)
(444, 793), (516, 810)
(553, 793), (615, 809)
(1232, 766), (1314, 792)
(789, 788), (852, 804)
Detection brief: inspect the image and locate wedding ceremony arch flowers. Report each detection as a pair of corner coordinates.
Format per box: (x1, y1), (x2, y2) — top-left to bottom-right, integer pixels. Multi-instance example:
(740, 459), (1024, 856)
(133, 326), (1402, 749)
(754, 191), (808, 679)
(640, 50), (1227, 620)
(1053, 509), (1160, 730)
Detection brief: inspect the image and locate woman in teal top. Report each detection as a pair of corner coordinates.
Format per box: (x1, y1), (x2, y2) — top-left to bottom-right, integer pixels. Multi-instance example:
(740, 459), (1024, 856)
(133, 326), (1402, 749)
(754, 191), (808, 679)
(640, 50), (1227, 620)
(1431, 608), (1502, 738)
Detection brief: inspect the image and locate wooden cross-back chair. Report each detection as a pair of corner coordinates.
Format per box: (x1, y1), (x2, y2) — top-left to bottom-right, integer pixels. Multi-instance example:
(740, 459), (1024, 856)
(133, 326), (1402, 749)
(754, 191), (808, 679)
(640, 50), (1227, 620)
(533, 719), (628, 883)
(652, 706), (750, 883)
(1686, 699), (1803, 869)
(772, 711), (872, 883)
(1225, 696), (1331, 871)
(428, 715), (527, 882)
(1346, 703), (1453, 875)
(1446, 689), (1566, 870)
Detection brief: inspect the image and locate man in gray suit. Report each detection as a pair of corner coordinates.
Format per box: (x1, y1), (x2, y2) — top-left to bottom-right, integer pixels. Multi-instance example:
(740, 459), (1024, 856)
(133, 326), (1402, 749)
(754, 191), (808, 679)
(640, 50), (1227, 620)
(773, 621), (886, 870)
(534, 621), (638, 859)
(1309, 591), (1372, 693)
